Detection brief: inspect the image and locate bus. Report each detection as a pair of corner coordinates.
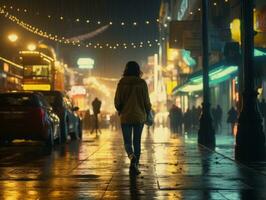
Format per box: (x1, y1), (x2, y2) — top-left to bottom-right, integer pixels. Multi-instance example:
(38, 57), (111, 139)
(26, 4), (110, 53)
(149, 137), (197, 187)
(19, 47), (65, 91)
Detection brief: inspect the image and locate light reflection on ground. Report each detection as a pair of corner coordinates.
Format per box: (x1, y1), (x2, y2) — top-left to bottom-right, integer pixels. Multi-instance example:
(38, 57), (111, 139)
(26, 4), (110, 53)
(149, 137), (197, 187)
(0, 127), (265, 199)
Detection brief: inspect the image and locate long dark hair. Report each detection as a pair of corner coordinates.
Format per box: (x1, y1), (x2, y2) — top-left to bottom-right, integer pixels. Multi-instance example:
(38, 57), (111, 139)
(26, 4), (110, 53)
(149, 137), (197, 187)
(123, 61), (142, 77)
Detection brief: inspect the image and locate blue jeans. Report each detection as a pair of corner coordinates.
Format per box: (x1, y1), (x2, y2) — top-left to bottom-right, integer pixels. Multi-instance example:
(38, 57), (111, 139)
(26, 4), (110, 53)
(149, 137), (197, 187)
(121, 123), (144, 163)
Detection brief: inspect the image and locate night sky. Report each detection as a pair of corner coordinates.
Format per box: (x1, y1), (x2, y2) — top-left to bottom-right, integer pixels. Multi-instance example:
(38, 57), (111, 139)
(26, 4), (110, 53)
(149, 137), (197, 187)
(0, 0), (160, 78)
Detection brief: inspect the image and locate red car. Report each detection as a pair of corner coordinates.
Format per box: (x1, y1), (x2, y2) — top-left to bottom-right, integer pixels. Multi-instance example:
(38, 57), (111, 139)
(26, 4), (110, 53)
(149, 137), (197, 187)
(0, 92), (60, 153)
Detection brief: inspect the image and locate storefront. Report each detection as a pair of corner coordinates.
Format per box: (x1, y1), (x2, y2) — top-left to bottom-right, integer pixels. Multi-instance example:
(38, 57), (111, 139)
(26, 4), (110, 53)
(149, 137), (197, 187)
(172, 48), (266, 113)
(0, 57), (23, 92)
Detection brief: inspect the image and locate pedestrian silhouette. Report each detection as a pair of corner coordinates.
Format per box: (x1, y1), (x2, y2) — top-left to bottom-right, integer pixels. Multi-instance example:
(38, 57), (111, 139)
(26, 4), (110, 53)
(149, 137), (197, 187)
(259, 98), (266, 133)
(91, 97), (102, 134)
(211, 107), (218, 131)
(114, 61), (151, 175)
(169, 104), (182, 133)
(147, 108), (155, 133)
(227, 106), (238, 135)
(216, 105), (223, 132)
(183, 108), (192, 133)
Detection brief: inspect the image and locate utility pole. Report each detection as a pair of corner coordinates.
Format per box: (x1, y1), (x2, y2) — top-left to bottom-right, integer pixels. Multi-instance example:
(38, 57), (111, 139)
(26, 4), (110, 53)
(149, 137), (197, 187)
(198, 0), (216, 148)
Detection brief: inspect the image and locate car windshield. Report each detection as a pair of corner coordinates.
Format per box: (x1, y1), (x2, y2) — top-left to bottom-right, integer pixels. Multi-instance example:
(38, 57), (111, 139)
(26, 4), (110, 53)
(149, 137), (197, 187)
(42, 93), (62, 107)
(0, 94), (38, 106)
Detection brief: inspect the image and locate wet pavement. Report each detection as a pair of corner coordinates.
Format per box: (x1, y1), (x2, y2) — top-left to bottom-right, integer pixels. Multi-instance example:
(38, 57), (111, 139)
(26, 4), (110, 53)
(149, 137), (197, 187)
(0, 127), (266, 199)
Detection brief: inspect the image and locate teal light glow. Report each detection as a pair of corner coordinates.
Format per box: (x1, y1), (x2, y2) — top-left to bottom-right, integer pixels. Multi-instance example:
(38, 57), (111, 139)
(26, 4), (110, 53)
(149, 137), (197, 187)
(174, 65), (238, 93)
(254, 49), (266, 57)
(182, 50), (196, 67)
(173, 48), (266, 95)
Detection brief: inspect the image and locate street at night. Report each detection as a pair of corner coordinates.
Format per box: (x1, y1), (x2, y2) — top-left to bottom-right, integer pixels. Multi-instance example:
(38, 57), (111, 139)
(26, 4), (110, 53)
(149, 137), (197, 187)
(0, 129), (265, 199)
(0, 0), (266, 199)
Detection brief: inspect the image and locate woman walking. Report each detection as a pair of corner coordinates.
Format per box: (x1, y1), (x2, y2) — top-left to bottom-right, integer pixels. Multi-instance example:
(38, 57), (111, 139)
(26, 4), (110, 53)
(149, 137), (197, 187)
(114, 61), (152, 175)
(227, 106), (238, 135)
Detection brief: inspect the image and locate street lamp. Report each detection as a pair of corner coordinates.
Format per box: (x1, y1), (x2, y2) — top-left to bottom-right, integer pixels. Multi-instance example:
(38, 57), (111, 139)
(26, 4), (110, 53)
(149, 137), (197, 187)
(235, 0), (265, 161)
(8, 33), (18, 43)
(27, 43), (37, 51)
(198, 0), (215, 148)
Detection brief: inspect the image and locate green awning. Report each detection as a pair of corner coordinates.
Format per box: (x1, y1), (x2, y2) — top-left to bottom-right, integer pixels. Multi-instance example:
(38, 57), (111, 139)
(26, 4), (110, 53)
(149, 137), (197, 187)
(173, 64), (238, 94)
(172, 48), (266, 95)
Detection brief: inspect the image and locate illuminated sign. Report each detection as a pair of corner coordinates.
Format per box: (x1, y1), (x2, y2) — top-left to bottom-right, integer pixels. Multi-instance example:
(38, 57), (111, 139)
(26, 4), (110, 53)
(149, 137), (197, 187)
(23, 84), (51, 91)
(70, 85), (86, 96)
(178, 0), (188, 20)
(77, 58), (94, 69)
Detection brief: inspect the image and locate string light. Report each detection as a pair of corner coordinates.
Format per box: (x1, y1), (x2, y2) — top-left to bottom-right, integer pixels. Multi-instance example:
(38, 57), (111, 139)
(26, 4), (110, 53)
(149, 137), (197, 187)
(0, 6), (161, 50)
(3, 4), (160, 27)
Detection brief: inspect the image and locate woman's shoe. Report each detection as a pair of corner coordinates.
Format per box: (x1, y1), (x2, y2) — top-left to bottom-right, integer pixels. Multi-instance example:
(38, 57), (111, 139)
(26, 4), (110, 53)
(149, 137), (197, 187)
(129, 154), (137, 168)
(134, 164), (141, 175)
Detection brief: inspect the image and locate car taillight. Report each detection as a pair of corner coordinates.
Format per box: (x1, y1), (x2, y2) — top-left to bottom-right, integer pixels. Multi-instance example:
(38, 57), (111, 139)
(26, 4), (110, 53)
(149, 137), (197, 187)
(36, 108), (45, 121)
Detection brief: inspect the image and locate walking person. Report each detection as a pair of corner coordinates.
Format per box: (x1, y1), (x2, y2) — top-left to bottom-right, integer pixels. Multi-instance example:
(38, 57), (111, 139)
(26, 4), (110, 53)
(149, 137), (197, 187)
(259, 98), (266, 133)
(169, 104), (178, 133)
(114, 61), (152, 175)
(216, 104), (223, 132)
(183, 108), (192, 134)
(227, 106), (238, 135)
(147, 108), (155, 133)
(91, 97), (102, 134)
(211, 107), (218, 131)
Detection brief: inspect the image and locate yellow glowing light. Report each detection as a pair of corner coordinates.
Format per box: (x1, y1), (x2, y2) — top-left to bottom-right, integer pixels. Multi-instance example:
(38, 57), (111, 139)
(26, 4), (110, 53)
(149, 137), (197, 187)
(8, 33), (18, 42)
(23, 84), (51, 91)
(230, 19), (241, 43)
(27, 43), (37, 51)
(0, 57), (23, 69)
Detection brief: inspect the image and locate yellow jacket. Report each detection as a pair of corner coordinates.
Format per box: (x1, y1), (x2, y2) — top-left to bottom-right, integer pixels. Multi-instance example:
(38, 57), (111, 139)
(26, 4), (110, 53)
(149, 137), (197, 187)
(114, 76), (152, 124)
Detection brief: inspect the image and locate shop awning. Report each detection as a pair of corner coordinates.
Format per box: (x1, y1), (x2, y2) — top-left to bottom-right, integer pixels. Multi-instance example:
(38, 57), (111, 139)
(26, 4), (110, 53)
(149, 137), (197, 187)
(172, 48), (266, 95)
(173, 63), (238, 94)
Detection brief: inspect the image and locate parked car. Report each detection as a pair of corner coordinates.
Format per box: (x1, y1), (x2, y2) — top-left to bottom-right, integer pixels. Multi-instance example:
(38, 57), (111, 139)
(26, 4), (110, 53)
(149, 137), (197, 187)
(0, 92), (60, 153)
(37, 91), (82, 142)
